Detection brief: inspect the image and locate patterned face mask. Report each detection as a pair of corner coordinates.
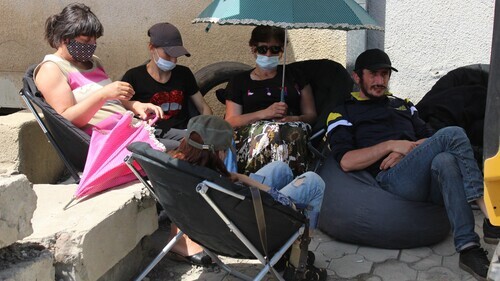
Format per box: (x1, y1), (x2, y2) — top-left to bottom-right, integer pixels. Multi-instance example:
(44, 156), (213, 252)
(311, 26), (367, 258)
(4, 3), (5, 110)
(66, 39), (97, 62)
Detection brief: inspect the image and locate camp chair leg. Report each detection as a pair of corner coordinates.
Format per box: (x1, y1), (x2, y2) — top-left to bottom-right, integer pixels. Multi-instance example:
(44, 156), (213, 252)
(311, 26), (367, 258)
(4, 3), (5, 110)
(124, 156), (161, 202)
(198, 181), (301, 281)
(134, 230), (184, 281)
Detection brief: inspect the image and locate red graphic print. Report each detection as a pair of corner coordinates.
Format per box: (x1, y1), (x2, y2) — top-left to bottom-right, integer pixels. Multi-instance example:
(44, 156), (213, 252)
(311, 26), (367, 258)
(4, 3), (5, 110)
(150, 90), (184, 120)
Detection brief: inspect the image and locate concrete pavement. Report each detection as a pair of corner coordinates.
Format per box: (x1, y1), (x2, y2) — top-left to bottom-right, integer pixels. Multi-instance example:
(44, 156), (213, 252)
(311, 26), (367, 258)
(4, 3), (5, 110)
(141, 209), (496, 281)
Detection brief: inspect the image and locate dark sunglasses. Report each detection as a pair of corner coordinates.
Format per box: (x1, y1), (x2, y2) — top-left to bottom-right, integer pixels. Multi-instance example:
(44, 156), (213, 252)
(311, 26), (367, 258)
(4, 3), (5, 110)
(255, 45), (283, 55)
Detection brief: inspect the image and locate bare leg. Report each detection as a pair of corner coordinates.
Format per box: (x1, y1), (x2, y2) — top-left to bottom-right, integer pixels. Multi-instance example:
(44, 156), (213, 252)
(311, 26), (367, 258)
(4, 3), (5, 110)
(475, 197), (489, 219)
(169, 224), (203, 256)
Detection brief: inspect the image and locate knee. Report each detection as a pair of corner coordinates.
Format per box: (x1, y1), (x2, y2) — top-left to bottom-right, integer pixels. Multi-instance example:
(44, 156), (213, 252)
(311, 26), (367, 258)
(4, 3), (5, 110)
(299, 172), (325, 193)
(267, 161), (293, 178)
(436, 126), (467, 139)
(431, 152), (457, 172)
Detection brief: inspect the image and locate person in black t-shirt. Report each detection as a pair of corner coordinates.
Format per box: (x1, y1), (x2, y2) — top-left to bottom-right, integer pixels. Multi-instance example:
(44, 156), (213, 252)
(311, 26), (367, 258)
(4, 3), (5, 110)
(122, 22), (212, 151)
(225, 26), (317, 176)
(122, 22), (213, 267)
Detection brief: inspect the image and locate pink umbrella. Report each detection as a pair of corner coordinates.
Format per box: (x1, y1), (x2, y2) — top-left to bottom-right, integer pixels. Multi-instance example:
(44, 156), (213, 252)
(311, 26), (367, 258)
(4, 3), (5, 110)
(64, 111), (165, 209)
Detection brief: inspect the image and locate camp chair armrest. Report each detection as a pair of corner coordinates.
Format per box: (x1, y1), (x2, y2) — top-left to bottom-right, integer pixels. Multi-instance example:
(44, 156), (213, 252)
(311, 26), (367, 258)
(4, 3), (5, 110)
(198, 180), (246, 200)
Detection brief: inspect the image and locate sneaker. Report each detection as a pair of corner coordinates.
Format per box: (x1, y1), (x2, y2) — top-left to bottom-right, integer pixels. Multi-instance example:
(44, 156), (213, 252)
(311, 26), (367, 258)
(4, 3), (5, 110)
(483, 218), (500, 244)
(459, 246), (489, 281)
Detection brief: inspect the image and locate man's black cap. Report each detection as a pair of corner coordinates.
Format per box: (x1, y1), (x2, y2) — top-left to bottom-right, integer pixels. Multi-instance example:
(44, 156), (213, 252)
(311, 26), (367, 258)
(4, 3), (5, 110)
(354, 48), (398, 72)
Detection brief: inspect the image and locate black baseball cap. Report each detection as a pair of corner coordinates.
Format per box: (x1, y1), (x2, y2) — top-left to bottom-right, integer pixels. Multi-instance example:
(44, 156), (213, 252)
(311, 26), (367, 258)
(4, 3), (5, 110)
(148, 22), (191, 57)
(354, 49), (398, 72)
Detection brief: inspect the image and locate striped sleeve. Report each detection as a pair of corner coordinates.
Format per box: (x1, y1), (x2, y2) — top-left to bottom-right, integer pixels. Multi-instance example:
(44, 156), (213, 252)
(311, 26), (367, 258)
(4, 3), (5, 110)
(326, 106), (355, 163)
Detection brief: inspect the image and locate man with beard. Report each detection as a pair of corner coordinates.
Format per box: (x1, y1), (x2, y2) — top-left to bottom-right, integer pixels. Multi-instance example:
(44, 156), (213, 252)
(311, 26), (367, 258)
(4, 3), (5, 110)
(326, 49), (499, 280)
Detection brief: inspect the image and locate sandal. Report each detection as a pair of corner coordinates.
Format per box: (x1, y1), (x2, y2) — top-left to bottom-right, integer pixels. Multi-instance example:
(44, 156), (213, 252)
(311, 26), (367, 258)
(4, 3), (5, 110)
(166, 251), (213, 267)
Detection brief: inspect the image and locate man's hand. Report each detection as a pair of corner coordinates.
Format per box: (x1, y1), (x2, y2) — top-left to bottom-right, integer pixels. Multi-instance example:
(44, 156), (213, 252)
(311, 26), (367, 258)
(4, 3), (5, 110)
(380, 151), (404, 170)
(390, 140), (418, 155)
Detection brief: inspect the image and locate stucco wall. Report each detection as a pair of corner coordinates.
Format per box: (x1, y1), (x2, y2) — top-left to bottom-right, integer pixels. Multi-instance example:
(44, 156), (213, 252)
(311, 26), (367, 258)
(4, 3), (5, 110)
(384, 0), (494, 102)
(0, 0), (349, 110)
(2, 1), (492, 108)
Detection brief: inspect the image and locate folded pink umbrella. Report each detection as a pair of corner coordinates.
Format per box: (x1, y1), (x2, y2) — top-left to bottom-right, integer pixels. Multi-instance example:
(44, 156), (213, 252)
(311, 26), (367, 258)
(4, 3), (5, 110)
(64, 111), (165, 209)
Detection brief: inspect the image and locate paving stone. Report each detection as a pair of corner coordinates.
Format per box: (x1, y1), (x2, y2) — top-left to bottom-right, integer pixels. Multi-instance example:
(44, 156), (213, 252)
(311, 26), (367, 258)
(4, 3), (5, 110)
(431, 234), (456, 256)
(357, 246), (399, 263)
(328, 254), (372, 279)
(409, 253), (442, 271)
(365, 276), (382, 281)
(442, 252), (461, 274)
(416, 266), (461, 281)
(373, 260), (417, 281)
(488, 242), (500, 281)
(400, 247), (433, 263)
(310, 231), (334, 251)
(316, 240), (359, 259)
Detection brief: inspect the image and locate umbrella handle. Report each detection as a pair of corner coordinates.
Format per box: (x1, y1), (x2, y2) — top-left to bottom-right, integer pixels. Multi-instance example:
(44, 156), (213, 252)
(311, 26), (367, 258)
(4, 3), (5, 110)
(63, 196), (77, 210)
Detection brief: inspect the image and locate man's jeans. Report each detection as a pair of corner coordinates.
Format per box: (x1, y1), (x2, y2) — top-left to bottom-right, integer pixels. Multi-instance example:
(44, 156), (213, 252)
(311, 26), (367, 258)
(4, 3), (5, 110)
(375, 126), (483, 251)
(253, 161), (325, 229)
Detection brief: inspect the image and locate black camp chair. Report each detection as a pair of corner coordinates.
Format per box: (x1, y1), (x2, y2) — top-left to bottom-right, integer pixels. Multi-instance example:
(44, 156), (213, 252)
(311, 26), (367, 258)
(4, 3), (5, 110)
(125, 142), (313, 281)
(19, 65), (90, 182)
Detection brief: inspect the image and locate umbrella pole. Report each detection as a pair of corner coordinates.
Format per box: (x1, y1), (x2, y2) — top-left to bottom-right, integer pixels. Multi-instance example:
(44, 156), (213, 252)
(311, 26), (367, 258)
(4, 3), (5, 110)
(63, 196), (77, 210)
(280, 28), (288, 102)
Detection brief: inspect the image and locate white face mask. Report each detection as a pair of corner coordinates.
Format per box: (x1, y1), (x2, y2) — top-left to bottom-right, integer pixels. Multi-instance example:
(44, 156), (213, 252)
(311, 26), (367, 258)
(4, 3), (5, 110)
(154, 49), (176, 71)
(256, 55), (280, 70)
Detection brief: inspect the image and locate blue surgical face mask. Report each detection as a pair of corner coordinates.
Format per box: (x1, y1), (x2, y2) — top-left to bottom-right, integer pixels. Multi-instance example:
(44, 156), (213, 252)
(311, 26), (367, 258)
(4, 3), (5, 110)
(154, 49), (176, 71)
(256, 55), (280, 70)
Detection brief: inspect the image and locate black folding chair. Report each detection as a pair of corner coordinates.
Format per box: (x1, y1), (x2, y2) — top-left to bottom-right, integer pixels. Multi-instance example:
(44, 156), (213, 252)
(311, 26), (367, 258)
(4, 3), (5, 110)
(19, 64), (90, 182)
(287, 59), (353, 171)
(125, 142), (313, 281)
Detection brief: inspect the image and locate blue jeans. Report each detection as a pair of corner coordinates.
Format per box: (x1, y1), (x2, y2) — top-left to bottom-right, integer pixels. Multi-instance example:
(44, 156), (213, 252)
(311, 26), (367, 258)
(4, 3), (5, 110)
(375, 126), (483, 251)
(253, 161), (325, 229)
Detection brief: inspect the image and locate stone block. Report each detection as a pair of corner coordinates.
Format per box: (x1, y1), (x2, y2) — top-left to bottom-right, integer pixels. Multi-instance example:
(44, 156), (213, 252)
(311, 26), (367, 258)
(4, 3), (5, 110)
(0, 175), (36, 248)
(0, 242), (54, 281)
(0, 111), (65, 184)
(24, 181), (158, 281)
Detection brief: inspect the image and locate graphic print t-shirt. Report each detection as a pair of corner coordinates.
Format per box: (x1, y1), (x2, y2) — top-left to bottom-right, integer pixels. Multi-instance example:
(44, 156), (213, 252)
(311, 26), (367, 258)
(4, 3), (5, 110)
(122, 64), (199, 130)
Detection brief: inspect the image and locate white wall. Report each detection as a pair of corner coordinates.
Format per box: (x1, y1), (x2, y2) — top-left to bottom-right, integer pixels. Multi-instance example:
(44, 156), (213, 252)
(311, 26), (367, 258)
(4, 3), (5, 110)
(383, 0), (494, 102)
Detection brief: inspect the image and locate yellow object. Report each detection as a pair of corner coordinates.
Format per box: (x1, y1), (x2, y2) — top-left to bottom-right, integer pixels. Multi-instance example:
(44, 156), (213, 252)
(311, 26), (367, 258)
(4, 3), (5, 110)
(484, 149), (500, 226)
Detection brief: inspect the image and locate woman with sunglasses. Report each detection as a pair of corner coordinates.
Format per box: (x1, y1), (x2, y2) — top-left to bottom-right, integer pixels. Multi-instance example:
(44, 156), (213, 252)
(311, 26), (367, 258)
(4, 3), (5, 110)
(225, 26), (317, 176)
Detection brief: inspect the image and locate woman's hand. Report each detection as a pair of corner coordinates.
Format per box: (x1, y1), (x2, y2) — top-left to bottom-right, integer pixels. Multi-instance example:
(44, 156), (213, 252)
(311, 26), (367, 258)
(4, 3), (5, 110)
(124, 101), (164, 120)
(262, 102), (288, 119)
(101, 81), (135, 101)
(277, 115), (301, 122)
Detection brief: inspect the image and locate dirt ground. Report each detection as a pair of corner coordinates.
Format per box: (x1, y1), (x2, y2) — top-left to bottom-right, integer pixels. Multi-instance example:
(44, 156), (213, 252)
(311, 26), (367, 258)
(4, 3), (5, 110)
(0, 242), (47, 270)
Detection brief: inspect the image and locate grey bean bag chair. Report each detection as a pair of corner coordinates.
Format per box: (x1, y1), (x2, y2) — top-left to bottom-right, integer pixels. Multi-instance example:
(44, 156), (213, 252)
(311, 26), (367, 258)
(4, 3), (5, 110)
(318, 156), (451, 249)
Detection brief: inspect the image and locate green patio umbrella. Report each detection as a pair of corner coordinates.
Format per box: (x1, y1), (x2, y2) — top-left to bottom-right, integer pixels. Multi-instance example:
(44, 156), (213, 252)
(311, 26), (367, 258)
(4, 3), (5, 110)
(193, 0), (383, 101)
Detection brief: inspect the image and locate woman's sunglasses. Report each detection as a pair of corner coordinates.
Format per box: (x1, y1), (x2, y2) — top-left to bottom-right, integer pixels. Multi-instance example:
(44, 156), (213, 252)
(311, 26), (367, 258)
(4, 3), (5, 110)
(255, 45), (283, 55)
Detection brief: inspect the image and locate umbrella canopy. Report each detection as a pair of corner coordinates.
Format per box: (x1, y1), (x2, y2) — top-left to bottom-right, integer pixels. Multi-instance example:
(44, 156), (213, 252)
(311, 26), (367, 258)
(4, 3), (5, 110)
(193, 0), (382, 101)
(193, 0), (383, 31)
(64, 112), (165, 209)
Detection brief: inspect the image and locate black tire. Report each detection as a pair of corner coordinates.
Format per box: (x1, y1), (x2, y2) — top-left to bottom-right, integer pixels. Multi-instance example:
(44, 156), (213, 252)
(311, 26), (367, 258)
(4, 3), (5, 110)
(195, 61), (252, 96)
